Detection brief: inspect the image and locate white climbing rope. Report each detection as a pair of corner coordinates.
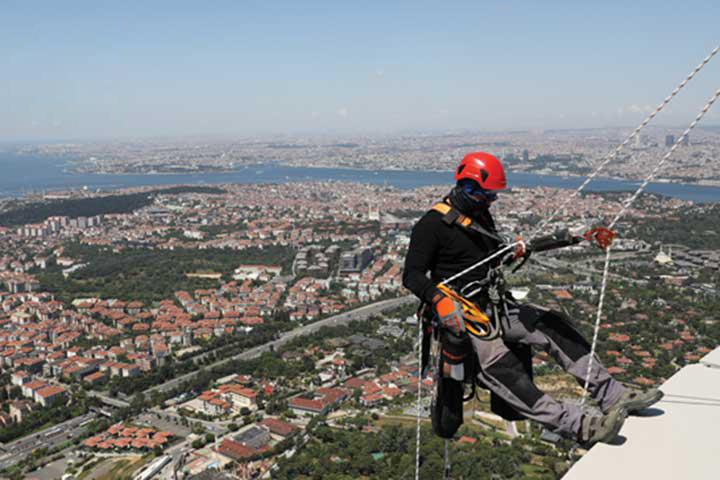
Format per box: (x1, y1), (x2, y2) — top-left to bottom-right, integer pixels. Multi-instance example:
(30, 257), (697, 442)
(581, 86), (720, 406)
(580, 244), (613, 407)
(415, 313), (423, 480)
(532, 45), (719, 241)
(443, 439), (451, 480)
(439, 241), (522, 286)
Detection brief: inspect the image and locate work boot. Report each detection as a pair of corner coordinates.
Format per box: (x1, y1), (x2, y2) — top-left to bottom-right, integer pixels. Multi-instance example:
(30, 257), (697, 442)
(604, 387), (664, 414)
(577, 408), (627, 448)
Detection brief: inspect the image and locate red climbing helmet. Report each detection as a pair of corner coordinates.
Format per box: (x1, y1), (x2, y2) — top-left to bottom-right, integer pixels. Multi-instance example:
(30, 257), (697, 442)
(454, 152), (507, 191)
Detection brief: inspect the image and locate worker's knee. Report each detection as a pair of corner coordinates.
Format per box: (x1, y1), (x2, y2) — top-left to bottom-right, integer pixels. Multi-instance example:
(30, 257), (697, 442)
(483, 351), (544, 408)
(535, 311), (590, 362)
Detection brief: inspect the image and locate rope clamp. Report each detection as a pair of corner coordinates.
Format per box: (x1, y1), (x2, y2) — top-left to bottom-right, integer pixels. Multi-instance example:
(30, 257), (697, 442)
(513, 236), (526, 259)
(583, 227), (615, 250)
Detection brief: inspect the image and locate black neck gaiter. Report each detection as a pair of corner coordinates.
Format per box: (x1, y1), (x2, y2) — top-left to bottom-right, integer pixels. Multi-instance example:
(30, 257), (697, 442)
(446, 187), (497, 232)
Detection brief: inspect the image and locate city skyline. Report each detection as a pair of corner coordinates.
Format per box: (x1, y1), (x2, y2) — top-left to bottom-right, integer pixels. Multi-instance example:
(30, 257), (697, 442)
(2, 1), (719, 141)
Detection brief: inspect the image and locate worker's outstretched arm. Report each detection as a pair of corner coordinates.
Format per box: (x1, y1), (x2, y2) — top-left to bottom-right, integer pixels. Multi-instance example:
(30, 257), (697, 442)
(402, 214), (441, 303)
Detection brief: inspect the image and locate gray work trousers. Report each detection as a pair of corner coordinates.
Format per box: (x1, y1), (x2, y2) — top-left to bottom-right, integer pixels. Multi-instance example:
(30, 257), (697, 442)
(471, 303), (625, 437)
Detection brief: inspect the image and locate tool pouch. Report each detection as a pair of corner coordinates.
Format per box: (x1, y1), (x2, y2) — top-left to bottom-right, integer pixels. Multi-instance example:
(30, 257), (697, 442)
(439, 329), (473, 381)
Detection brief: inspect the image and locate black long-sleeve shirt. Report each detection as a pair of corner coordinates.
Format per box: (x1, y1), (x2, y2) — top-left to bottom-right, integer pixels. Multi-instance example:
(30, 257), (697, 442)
(402, 206), (501, 303)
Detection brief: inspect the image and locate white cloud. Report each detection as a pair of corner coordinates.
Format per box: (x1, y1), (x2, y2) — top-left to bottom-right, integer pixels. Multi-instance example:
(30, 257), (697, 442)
(625, 104), (653, 114)
(336, 108), (348, 117)
(614, 104), (654, 117)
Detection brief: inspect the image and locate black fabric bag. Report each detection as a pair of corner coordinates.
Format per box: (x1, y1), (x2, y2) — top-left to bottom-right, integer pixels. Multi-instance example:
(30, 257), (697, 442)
(431, 373), (465, 439)
(431, 330), (473, 439)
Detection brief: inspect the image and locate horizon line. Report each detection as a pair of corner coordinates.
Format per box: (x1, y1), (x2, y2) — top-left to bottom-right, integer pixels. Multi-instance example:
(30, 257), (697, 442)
(3, 124), (720, 146)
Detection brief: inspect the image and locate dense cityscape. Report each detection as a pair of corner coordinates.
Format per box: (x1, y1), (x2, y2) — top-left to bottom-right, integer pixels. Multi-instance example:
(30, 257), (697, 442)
(0, 155), (717, 479)
(17, 126), (720, 185)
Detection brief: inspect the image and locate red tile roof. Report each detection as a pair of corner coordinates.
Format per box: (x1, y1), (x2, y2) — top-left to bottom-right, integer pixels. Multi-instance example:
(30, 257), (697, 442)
(217, 439), (256, 460)
(35, 385), (65, 398)
(259, 418), (298, 437)
(289, 397), (326, 413)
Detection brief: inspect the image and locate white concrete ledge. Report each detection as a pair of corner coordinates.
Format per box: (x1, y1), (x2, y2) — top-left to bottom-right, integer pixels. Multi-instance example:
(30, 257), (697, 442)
(700, 347), (720, 368)
(563, 347), (720, 480)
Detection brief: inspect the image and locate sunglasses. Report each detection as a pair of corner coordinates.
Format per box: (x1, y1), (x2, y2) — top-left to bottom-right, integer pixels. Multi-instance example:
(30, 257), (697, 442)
(462, 182), (498, 202)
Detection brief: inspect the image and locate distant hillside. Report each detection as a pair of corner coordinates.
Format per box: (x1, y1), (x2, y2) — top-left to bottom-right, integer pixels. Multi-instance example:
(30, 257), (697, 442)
(0, 186), (226, 227)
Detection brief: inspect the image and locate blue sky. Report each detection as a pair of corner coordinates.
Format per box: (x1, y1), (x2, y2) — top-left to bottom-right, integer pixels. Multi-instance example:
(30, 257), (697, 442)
(1, 1), (718, 141)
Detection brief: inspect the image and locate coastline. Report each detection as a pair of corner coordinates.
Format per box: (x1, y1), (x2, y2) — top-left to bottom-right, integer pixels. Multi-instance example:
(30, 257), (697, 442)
(2, 153), (720, 203)
(8, 150), (719, 186)
(67, 163), (720, 189)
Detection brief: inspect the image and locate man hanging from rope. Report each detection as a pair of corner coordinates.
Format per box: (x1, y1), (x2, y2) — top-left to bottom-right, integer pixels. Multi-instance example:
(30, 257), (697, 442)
(402, 152), (663, 447)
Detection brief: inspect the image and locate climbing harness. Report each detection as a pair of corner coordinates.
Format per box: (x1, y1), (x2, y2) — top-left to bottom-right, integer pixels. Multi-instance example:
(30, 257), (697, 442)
(432, 202), (506, 248)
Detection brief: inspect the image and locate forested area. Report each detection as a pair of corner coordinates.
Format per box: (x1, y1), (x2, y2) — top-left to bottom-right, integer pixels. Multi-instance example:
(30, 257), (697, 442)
(104, 318), (367, 397)
(116, 316), (405, 403)
(36, 242), (294, 303)
(630, 203), (720, 249)
(0, 185), (225, 227)
(108, 328), (303, 398)
(273, 424), (565, 479)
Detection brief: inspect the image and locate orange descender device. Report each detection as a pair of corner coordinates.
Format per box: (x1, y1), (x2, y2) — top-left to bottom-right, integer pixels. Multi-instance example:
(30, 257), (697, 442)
(435, 284), (494, 338)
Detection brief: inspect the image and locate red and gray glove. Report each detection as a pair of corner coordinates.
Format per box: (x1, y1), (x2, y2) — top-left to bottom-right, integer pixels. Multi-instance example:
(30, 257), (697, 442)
(432, 291), (466, 336)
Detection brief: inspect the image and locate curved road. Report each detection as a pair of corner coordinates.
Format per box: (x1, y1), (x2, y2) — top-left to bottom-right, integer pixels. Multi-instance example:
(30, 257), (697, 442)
(146, 295), (416, 395)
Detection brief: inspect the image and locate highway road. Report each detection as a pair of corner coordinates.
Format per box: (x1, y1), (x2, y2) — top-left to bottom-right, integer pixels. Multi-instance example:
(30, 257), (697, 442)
(146, 295), (416, 395)
(0, 412), (97, 470)
(87, 390), (130, 408)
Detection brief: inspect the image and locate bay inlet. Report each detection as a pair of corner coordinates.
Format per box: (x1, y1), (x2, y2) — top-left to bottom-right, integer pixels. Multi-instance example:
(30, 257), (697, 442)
(1, 154), (719, 203)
